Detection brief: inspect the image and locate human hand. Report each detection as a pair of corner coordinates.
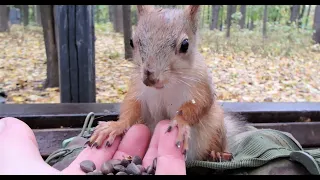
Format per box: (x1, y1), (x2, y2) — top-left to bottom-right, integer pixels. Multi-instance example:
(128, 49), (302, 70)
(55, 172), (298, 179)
(0, 117), (186, 175)
(63, 120), (186, 175)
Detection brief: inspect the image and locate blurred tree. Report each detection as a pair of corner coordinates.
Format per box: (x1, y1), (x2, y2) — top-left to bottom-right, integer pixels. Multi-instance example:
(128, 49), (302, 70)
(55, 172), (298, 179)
(35, 5), (42, 26)
(313, 5), (320, 43)
(263, 5), (268, 38)
(123, 5), (132, 60)
(226, 5), (232, 38)
(23, 5), (29, 26)
(298, 5), (306, 26)
(232, 5), (237, 15)
(109, 5), (114, 23)
(40, 5), (59, 88)
(239, 5), (246, 29)
(219, 5), (224, 31)
(0, 5), (9, 32)
(305, 5), (311, 28)
(114, 5), (123, 33)
(210, 5), (220, 30)
(289, 5), (300, 24)
(249, 6), (255, 30)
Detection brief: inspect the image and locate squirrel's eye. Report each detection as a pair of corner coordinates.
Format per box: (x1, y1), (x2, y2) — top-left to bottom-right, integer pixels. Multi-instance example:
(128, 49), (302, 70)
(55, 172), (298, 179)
(130, 39), (134, 48)
(180, 39), (189, 53)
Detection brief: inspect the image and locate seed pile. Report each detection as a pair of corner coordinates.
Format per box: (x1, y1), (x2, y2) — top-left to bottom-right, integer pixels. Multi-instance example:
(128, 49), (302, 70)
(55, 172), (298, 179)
(80, 156), (157, 175)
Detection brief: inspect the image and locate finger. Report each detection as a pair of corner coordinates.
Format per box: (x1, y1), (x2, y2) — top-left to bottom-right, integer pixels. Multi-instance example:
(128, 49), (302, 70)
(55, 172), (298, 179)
(0, 117), (62, 175)
(142, 120), (170, 168)
(112, 124), (151, 160)
(155, 121), (186, 175)
(62, 135), (121, 175)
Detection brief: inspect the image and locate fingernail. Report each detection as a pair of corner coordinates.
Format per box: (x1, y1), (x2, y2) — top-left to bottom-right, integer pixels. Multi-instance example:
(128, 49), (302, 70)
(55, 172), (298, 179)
(0, 119), (6, 133)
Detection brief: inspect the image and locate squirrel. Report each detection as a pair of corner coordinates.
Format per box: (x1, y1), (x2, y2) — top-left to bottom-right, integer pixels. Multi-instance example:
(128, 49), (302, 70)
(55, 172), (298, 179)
(89, 5), (249, 162)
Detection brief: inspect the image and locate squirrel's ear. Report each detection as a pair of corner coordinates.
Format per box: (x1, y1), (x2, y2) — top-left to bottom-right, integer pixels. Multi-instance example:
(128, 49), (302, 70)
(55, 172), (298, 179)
(137, 5), (154, 17)
(184, 5), (200, 33)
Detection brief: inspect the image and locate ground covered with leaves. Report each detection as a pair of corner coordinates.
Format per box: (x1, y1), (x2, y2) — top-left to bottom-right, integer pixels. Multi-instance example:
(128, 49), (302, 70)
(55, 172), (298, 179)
(0, 24), (320, 104)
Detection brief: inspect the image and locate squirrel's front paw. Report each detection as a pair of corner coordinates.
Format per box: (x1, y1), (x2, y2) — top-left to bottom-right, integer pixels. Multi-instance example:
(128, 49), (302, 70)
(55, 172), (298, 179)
(166, 115), (191, 158)
(88, 121), (126, 148)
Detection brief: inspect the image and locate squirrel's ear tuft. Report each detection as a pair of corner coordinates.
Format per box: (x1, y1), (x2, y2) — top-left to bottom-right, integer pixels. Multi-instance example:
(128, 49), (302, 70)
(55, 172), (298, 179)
(137, 5), (154, 17)
(184, 5), (200, 33)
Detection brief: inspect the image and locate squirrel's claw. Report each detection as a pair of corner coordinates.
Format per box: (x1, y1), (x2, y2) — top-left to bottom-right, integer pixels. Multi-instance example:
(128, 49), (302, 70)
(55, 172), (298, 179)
(89, 121), (125, 148)
(210, 151), (233, 162)
(167, 117), (190, 159)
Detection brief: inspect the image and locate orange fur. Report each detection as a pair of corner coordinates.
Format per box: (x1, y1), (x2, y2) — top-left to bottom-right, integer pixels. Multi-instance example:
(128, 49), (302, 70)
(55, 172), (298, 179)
(175, 81), (214, 125)
(117, 82), (142, 128)
(192, 103), (227, 160)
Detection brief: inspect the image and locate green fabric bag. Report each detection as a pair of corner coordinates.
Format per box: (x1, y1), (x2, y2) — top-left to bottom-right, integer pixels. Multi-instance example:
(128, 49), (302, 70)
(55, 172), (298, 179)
(46, 112), (320, 175)
(186, 127), (320, 175)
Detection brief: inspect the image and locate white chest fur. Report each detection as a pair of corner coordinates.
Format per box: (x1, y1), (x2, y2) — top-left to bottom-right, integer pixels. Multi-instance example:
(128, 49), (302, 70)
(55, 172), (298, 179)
(138, 83), (201, 162)
(139, 83), (192, 132)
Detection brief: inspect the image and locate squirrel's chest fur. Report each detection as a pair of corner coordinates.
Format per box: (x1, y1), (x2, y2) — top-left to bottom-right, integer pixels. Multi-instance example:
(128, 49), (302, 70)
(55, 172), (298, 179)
(139, 83), (192, 131)
(139, 83), (203, 161)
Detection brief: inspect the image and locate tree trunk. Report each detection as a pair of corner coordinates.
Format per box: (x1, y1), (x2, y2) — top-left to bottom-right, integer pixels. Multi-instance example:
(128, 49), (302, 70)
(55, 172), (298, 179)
(313, 5), (320, 44)
(22, 5), (29, 26)
(220, 5), (223, 31)
(207, 5), (210, 23)
(239, 5), (246, 29)
(108, 5), (114, 23)
(231, 5), (237, 15)
(201, 5), (205, 28)
(40, 5), (59, 88)
(31, 5), (35, 23)
(249, 6), (254, 30)
(290, 5), (300, 24)
(0, 5), (9, 32)
(263, 5), (268, 38)
(35, 5), (42, 26)
(226, 5), (232, 38)
(299, 5), (306, 21)
(210, 5), (220, 30)
(305, 5), (311, 28)
(122, 5), (133, 60)
(114, 5), (123, 33)
(274, 6), (280, 22)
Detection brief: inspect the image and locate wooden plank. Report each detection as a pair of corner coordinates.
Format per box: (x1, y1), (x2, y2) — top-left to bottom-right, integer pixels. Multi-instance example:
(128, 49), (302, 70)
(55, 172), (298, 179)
(0, 103), (120, 129)
(54, 5), (71, 102)
(1, 102), (320, 129)
(76, 5), (96, 103)
(35, 122), (320, 157)
(67, 5), (80, 102)
(54, 5), (96, 103)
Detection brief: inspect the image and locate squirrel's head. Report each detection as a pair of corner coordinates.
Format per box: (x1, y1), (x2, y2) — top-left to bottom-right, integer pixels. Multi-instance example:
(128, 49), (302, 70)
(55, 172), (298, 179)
(131, 5), (201, 90)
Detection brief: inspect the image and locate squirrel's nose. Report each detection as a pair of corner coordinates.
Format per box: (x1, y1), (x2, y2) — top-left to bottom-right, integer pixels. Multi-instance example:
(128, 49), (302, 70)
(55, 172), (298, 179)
(144, 69), (153, 77)
(143, 69), (158, 86)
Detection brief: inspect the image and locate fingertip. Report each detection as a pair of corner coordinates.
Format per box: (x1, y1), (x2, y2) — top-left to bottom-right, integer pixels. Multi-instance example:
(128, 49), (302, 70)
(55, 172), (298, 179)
(142, 120), (170, 167)
(155, 120), (186, 175)
(157, 121), (184, 158)
(112, 123), (151, 160)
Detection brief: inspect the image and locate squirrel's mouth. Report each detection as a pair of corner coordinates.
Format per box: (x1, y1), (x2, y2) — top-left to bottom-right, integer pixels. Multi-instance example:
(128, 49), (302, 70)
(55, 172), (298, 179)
(143, 78), (165, 89)
(154, 81), (165, 89)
